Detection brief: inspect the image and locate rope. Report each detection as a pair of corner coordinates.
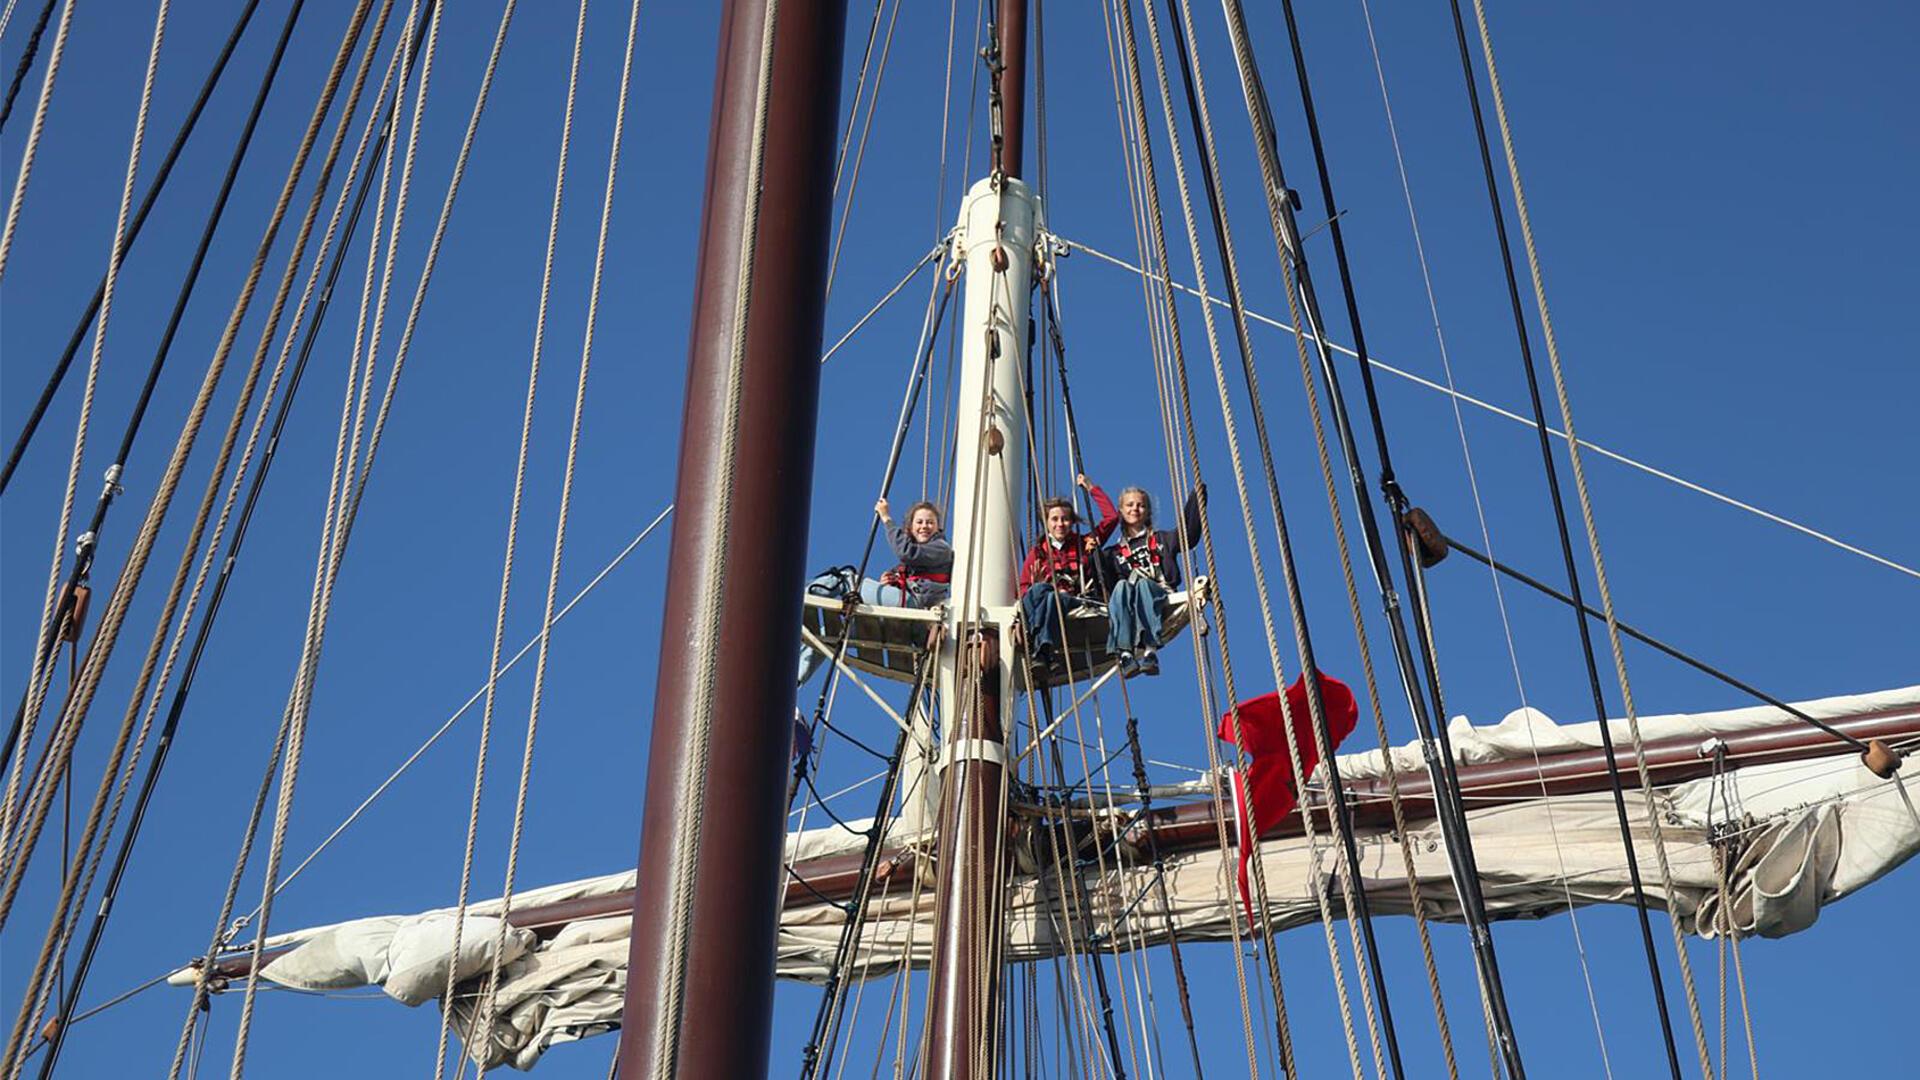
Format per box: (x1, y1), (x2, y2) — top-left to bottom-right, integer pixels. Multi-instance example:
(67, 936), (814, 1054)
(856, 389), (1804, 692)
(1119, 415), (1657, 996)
(0, 0), (278, 500)
(1058, 237), (1920, 583)
(1456, 0), (1715, 1072)
(1349, 1), (1613, 1066)
(0, 0), (53, 128)
(463, 1), (639, 1070)
(223, 3), (416, 1071)
(1143, 0), (1384, 1071)
(1102, 0), (1271, 1070)
(427, 0), (578, 1070)
(822, 0), (902, 301)
(0, 0), (72, 278)
(649, 1), (781, 1071)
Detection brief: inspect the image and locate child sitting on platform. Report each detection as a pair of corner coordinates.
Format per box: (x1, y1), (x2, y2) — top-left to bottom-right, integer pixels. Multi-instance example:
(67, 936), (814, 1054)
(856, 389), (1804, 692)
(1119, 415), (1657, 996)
(1101, 483), (1205, 677)
(1016, 475), (1118, 669)
(796, 498), (952, 686)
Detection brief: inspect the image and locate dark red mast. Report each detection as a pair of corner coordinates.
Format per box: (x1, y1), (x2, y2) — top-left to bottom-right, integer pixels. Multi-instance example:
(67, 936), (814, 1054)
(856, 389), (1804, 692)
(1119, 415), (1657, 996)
(616, 2), (847, 1076)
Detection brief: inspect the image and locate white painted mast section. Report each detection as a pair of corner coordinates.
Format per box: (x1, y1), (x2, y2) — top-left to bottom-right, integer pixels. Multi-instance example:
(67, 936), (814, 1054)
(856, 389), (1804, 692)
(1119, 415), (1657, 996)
(902, 175), (1042, 834)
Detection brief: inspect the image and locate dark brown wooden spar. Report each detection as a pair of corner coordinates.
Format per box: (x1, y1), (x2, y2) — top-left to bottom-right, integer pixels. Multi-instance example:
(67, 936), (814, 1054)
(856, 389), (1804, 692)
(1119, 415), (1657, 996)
(191, 700), (1913, 988)
(614, 0), (847, 1077)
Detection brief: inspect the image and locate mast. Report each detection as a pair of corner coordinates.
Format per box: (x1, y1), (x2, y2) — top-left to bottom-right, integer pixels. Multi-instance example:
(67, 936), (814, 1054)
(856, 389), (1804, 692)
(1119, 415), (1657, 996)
(922, 5), (1032, 1077)
(616, 1), (846, 1076)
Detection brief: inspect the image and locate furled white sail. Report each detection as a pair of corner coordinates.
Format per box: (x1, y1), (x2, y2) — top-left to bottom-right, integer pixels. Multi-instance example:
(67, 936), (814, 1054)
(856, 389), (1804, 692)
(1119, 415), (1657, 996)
(175, 687), (1919, 1070)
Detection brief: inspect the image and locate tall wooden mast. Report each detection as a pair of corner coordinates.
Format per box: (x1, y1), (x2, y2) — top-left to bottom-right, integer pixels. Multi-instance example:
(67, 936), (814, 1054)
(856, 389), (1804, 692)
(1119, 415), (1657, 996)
(922, 5), (1032, 1078)
(616, 1), (847, 1076)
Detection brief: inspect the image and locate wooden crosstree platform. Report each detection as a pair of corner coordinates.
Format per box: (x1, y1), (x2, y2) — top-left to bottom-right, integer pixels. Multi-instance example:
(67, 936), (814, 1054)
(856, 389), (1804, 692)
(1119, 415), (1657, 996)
(800, 578), (1205, 691)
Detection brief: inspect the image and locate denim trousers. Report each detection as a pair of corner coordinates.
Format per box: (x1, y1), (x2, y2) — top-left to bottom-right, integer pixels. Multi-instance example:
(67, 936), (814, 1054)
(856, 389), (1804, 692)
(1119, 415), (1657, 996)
(1019, 581), (1087, 659)
(1106, 577), (1166, 653)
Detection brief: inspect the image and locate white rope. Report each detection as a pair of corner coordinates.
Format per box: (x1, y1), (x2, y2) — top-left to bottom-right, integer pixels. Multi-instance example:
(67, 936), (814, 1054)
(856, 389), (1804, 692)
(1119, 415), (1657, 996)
(0, 0), (73, 278)
(0, 0), (102, 862)
(0, 0), (22, 42)
(254, 505), (670, 914)
(1061, 236), (1920, 583)
(1464, 1), (1716, 1072)
(460, 2), (641, 1073)
(1136, 0), (1369, 1069)
(226, 3), (420, 1070)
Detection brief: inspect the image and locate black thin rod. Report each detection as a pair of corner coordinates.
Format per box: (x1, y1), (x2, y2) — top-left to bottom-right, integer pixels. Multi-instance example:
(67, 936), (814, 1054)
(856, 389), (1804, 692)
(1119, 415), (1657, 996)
(28, 5), (431, 1071)
(0, 0), (57, 129)
(1218, 0), (1527, 1070)
(0, 0), (266, 495)
(1441, 0), (1684, 1071)
(1154, 5), (1406, 1075)
(1443, 537), (1870, 751)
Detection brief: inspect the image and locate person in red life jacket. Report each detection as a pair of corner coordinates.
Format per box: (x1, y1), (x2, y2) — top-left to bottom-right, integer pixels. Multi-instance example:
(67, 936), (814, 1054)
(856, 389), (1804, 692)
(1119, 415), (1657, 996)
(1100, 483), (1205, 677)
(797, 498), (953, 685)
(1216, 671), (1359, 931)
(1016, 475), (1118, 668)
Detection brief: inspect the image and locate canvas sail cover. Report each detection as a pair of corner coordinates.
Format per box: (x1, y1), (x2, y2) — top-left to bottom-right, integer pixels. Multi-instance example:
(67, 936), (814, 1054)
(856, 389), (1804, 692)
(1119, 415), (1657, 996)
(189, 686), (1919, 1070)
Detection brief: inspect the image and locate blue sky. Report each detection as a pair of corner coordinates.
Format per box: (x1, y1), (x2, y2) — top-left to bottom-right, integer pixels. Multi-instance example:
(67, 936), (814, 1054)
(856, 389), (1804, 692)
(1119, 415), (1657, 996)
(2, 1), (1914, 1077)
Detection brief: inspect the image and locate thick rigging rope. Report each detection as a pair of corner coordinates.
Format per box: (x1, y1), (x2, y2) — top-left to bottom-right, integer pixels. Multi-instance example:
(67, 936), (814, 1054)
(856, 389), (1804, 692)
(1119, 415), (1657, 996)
(220, 0), (419, 1071)
(1103, 0), (1280, 1071)
(0, 0), (170, 1061)
(1443, 0), (1712, 1073)
(1145, 0), (1404, 1072)
(427, 0), (584, 1071)
(459, 1), (641, 1073)
(0, 0), (270, 498)
(0, 0), (294, 869)
(1209, 0), (1538, 1072)
(0, 0), (72, 278)
(0, 0), (53, 129)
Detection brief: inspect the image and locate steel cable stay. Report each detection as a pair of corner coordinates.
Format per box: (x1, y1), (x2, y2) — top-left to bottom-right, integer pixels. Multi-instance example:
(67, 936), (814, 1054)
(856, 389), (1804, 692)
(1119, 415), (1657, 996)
(1056, 237), (1919, 585)
(1348, 0), (1616, 1065)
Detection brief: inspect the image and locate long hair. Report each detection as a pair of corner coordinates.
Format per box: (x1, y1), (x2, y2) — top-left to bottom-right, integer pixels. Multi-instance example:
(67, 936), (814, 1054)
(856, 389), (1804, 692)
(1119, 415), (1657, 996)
(905, 500), (942, 529)
(1040, 495), (1077, 523)
(1118, 486), (1154, 528)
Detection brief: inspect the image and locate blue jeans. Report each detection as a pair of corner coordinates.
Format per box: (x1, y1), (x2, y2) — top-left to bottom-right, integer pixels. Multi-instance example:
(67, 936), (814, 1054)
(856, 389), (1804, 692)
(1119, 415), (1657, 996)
(1019, 581), (1087, 661)
(795, 576), (920, 686)
(1106, 577), (1166, 654)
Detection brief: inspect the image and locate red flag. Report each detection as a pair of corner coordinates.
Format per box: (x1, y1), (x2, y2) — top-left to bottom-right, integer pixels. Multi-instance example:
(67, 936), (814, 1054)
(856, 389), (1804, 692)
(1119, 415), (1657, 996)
(1216, 671), (1359, 931)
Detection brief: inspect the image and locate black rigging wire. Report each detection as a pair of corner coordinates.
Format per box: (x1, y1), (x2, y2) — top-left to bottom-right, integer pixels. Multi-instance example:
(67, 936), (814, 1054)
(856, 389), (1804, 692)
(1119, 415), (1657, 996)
(0, 0), (271, 497)
(1214, 0), (1531, 1071)
(797, 650), (936, 1080)
(1440, 0), (1684, 1072)
(0, 0), (290, 790)
(0, 0), (55, 130)
(1442, 536), (1873, 751)
(28, 4), (436, 1072)
(1153, 5), (1408, 1074)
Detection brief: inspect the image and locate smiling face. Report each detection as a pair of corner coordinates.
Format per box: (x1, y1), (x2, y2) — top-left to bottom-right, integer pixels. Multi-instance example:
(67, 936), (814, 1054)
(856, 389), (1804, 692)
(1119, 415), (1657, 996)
(1045, 505), (1076, 542)
(1119, 491), (1152, 531)
(908, 507), (940, 543)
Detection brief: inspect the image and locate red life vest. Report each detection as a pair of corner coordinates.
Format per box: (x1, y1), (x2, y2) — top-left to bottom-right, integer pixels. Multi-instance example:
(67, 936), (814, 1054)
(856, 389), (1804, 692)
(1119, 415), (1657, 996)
(1116, 531), (1165, 583)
